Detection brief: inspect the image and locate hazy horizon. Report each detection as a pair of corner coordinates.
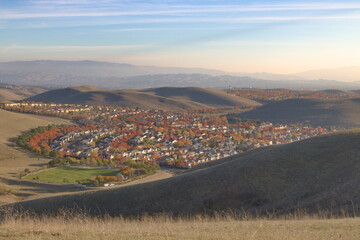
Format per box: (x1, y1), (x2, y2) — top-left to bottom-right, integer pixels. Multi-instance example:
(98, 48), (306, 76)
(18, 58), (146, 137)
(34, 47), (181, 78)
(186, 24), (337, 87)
(1, 0), (360, 74)
(1, 58), (360, 77)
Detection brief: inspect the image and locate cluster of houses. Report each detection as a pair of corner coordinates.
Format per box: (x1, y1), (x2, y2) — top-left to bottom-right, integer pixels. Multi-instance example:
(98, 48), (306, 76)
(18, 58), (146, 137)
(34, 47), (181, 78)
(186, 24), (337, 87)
(2, 102), (93, 114)
(1, 102), (335, 168)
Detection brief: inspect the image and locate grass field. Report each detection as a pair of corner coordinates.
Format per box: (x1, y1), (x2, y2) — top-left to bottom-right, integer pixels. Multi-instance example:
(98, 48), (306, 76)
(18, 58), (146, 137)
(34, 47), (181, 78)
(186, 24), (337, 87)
(1, 213), (359, 240)
(24, 167), (120, 184)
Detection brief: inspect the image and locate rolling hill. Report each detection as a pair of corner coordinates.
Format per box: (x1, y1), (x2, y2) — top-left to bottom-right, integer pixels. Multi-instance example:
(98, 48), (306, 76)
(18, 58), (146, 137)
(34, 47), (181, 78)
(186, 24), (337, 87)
(0, 83), (47, 101)
(7, 129), (360, 217)
(24, 86), (260, 110)
(0, 109), (71, 204)
(230, 98), (360, 128)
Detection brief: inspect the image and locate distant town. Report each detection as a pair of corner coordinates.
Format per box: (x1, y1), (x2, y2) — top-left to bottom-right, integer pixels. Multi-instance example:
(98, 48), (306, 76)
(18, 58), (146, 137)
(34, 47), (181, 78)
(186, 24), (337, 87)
(226, 88), (359, 102)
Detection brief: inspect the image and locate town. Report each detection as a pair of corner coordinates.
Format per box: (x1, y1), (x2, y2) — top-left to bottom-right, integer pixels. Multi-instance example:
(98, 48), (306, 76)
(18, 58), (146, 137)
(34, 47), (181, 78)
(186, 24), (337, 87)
(1, 102), (337, 170)
(226, 88), (359, 102)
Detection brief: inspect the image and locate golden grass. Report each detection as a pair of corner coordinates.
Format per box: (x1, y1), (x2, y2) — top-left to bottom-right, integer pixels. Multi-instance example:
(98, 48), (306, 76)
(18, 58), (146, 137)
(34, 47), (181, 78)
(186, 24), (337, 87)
(1, 210), (360, 240)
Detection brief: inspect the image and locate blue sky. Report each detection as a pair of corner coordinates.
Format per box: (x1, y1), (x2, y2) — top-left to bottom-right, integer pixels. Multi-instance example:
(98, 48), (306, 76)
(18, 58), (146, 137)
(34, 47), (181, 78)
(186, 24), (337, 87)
(1, 0), (360, 73)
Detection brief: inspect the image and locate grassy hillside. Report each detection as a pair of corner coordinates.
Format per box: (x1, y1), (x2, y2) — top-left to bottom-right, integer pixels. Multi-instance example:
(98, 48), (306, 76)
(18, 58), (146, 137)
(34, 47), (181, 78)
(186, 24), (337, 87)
(8, 129), (360, 217)
(0, 83), (46, 101)
(0, 109), (71, 204)
(0, 109), (70, 168)
(230, 98), (360, 128)
(25, 86), (260, 110)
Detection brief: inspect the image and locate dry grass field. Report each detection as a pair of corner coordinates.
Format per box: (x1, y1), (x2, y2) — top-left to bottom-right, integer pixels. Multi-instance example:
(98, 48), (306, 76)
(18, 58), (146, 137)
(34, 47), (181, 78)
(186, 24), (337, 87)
(0, 109), (71, 177)
(1, 213), (359, 240)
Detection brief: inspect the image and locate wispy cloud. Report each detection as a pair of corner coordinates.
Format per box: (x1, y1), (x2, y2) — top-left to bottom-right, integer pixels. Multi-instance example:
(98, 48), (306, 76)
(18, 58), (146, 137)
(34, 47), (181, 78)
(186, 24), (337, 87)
(104, 26), (252, 32)
(5, 14), (360, 30)
(204, 40), (316, 47)
(2, 2), (360, 20)
(1, 45), (144, 52)
(31, 0), (117, 5)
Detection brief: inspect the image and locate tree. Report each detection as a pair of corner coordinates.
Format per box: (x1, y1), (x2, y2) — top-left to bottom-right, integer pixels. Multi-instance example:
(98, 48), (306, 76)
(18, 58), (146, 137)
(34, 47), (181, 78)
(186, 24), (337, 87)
(50, 150), (61, 158)
(41, 148), (50, 156)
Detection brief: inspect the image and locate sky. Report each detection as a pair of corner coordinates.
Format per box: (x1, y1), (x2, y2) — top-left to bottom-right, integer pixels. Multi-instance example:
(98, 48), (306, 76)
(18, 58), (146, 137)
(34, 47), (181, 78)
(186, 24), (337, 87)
(1, 0), (360, 74)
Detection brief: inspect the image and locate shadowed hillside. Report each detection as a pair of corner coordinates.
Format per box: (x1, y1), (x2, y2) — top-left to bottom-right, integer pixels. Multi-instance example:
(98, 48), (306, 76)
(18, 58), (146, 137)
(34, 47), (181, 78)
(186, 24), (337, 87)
(8, 129), (360, 217)
(230, 98), (360, 128)
(24, 86), (260, 110)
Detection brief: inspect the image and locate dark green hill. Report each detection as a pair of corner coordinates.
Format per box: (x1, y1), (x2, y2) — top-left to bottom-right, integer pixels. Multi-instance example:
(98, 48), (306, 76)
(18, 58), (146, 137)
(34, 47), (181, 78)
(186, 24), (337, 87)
(8, 130), (360, 217)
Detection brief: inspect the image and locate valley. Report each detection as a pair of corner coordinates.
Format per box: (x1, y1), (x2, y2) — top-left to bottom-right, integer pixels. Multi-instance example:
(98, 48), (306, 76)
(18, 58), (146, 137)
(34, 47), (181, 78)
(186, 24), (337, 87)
(6, 128), (360, 218)
(0, 99), (334, 185)
(2, 0), (359, 238)
(1, 85), (360, 239)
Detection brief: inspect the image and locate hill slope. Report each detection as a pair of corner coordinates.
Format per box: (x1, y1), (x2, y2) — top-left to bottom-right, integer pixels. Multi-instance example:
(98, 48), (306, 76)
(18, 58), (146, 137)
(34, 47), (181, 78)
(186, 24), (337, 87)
(0, 83), (47, 101)
(8, 130), (360, 217)
(25, 86), (260, 110)
(0, 109), (71, 204)
(230, 98), (360, 128)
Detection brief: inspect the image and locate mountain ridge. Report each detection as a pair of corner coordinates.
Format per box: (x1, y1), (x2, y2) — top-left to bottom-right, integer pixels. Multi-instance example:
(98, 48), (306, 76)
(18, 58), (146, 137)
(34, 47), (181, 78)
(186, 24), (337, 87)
(2, 60), (360, 90)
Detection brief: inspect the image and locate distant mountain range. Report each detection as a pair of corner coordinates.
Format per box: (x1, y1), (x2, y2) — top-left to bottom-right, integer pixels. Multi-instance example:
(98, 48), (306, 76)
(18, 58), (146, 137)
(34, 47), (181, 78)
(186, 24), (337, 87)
(1, 60), (360, 90)
(295, 66), (360, 82)
(25, 86), (260, 110)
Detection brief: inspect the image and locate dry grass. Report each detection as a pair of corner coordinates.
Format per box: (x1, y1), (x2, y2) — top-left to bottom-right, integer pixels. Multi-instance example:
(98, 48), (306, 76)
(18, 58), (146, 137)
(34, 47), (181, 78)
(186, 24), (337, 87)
(1, 210), (360, 240)
(0, 85), (46, 101)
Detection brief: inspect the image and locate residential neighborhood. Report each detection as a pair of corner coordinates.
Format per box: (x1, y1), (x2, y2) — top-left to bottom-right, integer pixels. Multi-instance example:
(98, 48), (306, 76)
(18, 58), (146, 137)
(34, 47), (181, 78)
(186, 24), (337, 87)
(1, 102), (337, 169)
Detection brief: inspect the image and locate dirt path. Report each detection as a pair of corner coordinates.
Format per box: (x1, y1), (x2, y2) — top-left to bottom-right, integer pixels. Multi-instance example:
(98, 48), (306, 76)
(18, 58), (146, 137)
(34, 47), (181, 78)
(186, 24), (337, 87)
(0, 170), (175, 205)
(107, 170), (174, 189)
